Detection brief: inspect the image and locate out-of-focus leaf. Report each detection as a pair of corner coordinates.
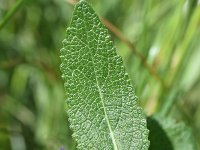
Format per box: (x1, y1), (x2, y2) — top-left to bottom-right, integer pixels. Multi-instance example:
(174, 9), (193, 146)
(148, 115), (197, 150)
(147, 117), (173, 150)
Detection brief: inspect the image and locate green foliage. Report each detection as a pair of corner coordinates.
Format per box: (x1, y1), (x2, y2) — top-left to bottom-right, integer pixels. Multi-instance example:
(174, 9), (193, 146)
(147, 117), (173, 150)
(60, 1), (149, 149)
(147, 116), (197, 150)
(157, 117), (197, 150)
(0, 0), (200, 149)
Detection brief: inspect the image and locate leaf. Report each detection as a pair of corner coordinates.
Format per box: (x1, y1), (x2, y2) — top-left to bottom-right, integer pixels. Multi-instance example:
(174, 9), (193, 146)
(159, 118), (197, 150)
(147, 115), (197, 150)
(147, 117), (174, 150)
(60, 1), (149, 149)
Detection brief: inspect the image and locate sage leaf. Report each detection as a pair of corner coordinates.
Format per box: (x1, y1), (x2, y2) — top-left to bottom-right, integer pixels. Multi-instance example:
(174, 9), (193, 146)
(147, 117), (173, 150)
(148, 116), (197, 150)
(60, 1), (149, 149)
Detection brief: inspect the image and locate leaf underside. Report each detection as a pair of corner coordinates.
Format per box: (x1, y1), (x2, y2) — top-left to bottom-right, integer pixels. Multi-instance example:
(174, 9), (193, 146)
(60, 1), (149, 149)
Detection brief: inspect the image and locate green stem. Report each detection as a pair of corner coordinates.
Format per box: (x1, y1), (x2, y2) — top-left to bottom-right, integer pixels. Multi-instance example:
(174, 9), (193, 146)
(157, 4), (200, 115)
(0, 0), (24, 31)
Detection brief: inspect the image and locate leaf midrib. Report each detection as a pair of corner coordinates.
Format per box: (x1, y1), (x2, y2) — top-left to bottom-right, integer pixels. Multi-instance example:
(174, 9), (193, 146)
(95, 76), (119, 150)
(73, 34), (119, 150)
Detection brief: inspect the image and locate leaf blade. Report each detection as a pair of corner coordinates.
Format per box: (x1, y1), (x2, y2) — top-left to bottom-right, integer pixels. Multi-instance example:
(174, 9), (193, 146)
(60, 1), (149, 149)
(147, 115), (198, 150)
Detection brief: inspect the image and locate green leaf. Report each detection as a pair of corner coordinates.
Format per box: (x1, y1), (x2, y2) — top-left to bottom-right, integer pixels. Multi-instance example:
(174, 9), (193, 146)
(60, 1), (149, 149)
(147, 116), (197, 150)
(147, 117), (173, 150)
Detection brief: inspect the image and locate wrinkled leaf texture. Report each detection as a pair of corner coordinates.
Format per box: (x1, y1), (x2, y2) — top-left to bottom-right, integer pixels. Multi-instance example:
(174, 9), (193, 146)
(60, 1), (149, 149)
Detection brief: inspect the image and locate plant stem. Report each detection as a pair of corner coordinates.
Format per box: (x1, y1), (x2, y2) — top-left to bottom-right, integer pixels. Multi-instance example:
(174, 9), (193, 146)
(158, 4), (200, 116)
(0, 0), (24, 31)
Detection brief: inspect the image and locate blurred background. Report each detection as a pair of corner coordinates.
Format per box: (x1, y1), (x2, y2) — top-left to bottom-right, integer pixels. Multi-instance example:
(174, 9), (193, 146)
(0, 0), (200, 149)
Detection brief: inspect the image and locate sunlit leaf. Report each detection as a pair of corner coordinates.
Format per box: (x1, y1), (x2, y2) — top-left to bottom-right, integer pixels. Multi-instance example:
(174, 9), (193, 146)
(60, 1), (149, 149)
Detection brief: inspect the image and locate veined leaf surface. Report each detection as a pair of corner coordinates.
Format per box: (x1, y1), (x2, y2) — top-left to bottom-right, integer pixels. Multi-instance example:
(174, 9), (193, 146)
(60, 1), (149, 149)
